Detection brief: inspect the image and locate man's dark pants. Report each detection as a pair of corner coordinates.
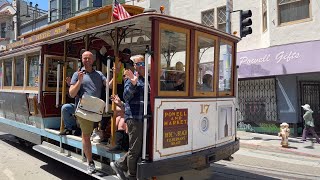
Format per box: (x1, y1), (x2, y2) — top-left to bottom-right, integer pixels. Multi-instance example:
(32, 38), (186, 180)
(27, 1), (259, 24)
(116, 119), (143, 177)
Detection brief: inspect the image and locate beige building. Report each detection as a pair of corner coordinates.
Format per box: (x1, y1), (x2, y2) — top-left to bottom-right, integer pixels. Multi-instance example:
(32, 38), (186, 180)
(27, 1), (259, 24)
(0, 1), (15, 51)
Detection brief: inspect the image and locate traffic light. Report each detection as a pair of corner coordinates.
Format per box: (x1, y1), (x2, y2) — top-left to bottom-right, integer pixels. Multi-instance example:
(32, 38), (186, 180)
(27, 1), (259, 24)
(240, 10), (252, 38)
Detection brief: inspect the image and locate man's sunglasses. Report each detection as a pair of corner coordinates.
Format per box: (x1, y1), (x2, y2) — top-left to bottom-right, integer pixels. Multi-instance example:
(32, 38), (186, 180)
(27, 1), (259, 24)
(135, 62), (145, 67)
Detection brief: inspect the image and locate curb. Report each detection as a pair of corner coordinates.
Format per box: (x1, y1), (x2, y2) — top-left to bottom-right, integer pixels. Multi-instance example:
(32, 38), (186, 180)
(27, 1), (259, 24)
(240, 142), (320, 159)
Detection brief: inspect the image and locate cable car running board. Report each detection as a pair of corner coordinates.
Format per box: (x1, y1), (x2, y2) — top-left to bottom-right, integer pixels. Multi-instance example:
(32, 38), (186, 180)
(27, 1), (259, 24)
(33, 144), (118, 180)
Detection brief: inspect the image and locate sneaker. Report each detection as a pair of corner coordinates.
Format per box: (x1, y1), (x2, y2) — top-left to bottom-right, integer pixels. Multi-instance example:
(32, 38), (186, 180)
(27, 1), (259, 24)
(73, 128), (82, 136)
(91, 129), (98, 141)
(92, 130), (103, 143)
(110, 162), (127, 180)
(87, 161), (96, 174)
(92, 130), (107, 143)
(59, 129), (72, 135)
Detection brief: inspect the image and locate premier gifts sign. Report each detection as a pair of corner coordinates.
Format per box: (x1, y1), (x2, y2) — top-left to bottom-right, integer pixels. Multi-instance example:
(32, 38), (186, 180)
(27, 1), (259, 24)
(237, 40), (320, 78)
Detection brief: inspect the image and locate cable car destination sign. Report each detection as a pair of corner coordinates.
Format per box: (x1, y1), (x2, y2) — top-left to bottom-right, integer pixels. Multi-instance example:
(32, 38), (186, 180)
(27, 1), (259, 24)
(163, 109), (188, 148)
(6, 23), (71, 50)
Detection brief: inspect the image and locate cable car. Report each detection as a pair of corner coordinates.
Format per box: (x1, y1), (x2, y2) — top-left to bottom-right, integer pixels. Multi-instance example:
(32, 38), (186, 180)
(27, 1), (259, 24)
(0, 5), (240, 180)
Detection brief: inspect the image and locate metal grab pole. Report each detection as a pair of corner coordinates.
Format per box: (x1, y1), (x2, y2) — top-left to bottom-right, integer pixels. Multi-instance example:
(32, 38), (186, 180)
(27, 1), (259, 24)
(56, 62), (61, 108)
(105, 58), (111, 113)
(37, 51), (42, 103)
(142, 45), (150, 160)
(111, 27), (119, 146)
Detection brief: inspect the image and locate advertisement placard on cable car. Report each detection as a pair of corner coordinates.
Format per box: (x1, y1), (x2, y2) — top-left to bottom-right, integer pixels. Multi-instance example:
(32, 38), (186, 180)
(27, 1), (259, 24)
(163, 109), (188, 148)
(6, 23), (70, 50)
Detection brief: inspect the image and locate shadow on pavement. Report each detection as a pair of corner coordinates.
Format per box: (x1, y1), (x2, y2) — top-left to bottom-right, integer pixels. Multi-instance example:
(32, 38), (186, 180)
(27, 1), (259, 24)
(0, 134), (93, 180)
(211, 163), (280, 180)
(283, 146), (298, 149)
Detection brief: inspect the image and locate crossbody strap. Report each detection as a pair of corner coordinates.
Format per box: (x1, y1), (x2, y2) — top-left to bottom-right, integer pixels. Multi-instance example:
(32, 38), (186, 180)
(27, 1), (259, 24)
(77, 105), (103, 115)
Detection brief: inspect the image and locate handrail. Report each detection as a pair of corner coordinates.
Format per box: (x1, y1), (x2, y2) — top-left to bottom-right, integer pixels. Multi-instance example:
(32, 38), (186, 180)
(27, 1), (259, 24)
(142, 45), (151, 160)
(55, 61), (61, 108)
(105, 57), (111, 113)
(37, 51), (42, 103)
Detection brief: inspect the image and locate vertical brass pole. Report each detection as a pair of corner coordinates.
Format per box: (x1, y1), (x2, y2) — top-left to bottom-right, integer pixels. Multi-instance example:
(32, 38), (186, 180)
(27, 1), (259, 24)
(111, 27), (119, 146)
(60, 40), (68, 133)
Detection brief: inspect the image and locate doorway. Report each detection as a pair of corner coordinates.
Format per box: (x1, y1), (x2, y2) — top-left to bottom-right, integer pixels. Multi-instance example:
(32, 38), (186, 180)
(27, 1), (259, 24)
(300, 81), (320, 133)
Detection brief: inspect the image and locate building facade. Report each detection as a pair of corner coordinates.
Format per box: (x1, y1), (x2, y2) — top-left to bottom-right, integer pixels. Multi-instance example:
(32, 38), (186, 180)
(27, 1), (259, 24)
(0, 0), (48, 48)
(48, 0), (125, 23)
(235, 0), (320, 135)
(133, 0), (320, 135)
(0, 1), (15, 51)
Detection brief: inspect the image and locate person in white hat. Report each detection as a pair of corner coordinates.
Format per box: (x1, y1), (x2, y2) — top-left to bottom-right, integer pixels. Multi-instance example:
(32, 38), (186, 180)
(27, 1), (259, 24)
(301, 104), (320, 143)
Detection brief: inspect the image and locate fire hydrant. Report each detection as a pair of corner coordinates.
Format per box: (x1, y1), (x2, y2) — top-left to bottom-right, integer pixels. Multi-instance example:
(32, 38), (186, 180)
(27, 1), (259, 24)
(278, 122), (290, 147)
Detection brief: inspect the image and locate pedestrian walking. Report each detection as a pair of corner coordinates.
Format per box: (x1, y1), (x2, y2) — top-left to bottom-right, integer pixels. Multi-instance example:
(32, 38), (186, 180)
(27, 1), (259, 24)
(301, 104), (320, 144)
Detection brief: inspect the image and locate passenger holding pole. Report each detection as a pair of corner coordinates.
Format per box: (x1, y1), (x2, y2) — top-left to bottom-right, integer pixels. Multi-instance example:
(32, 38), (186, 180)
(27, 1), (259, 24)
(69, 51), (108, 174)
(110, 55), (147, 180)
(108, 48), (133, 152)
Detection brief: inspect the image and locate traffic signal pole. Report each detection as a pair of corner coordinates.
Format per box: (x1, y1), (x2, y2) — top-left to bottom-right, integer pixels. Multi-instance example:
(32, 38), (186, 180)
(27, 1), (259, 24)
(226, 0), (232, 34)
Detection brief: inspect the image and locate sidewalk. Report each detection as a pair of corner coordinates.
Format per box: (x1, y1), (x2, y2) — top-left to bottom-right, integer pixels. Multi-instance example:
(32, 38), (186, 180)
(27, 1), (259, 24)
(237, 131), (320, 158)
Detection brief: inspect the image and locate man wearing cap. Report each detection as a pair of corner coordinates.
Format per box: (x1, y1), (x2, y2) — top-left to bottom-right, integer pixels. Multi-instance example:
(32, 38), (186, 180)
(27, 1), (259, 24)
(301, 104), (320, 143)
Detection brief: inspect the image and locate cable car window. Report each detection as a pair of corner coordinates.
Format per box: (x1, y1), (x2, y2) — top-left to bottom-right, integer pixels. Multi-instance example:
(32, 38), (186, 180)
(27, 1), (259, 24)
(67, 61), (76, 77)
(159, 23), (189, 96)
(218, 41), (233, 95)
(14, 56), (24, 86)
(46, 58), (62, 88)
(194, 32), (217, 96)
(4, 59), (12, 86)
(27, 55), (39, 87)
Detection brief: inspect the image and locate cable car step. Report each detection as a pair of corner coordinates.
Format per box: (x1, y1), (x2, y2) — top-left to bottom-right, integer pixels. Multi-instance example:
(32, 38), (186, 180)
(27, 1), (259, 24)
(33, 144), (118, 180)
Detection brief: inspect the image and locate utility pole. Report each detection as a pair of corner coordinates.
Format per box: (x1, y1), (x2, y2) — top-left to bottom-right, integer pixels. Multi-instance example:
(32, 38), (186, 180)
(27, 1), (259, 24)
(15, 0), (20, 40)
(226, 0), (233, 34)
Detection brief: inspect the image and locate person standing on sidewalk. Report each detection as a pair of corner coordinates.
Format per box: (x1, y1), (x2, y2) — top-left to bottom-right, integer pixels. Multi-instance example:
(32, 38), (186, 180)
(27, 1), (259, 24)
(110, 55), (147, 180)
(301, 104), (320, 144)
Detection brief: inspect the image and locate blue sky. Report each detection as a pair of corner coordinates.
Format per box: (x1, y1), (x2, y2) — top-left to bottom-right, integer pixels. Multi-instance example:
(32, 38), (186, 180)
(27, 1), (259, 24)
(7, 0), (48, 11)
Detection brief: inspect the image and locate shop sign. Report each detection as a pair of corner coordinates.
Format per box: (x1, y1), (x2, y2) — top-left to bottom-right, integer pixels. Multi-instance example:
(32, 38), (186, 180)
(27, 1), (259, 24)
(163, 109), (188, 148)
(7, 24), (69, 49)
(237, 40), (320, 78)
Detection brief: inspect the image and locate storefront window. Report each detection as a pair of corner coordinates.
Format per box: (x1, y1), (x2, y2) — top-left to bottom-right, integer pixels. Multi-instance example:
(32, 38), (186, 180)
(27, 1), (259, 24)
(15, 56), (24, 86)
(218, 41), (233, 94)
(28, 55), (39, 87)
(159, 23), (189, 96)
(195, 32), (216, 95)
(4, 59), (12, 86)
